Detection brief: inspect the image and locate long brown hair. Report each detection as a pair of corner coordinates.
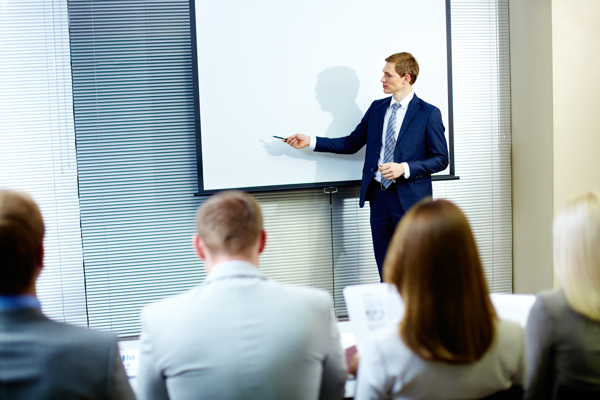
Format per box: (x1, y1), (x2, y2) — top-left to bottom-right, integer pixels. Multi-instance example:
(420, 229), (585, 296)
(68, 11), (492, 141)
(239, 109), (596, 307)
(383, 198), (497, 364)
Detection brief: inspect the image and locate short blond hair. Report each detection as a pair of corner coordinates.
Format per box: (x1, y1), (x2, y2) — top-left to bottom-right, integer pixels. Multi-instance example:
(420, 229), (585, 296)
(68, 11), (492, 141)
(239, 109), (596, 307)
(554, 191), (600, 320)
(195, 190), (263, 255)
(385, 52), (419, 85)
(0, 190), (45, 294)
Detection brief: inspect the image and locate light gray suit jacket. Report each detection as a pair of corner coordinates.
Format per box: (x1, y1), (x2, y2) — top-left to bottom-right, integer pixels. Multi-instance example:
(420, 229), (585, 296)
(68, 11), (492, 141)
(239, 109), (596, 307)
(136, 261), (347, 400)
(0, 308), (135, 400)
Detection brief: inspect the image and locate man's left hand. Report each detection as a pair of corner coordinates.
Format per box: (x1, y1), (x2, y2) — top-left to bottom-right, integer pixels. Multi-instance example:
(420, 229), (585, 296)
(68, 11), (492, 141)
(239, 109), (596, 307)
(379, 162), (405, 180)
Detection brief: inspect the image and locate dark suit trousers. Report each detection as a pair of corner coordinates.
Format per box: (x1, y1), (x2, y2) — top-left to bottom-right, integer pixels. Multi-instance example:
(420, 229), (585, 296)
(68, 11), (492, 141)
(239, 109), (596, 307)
(368, 179), (405, 280)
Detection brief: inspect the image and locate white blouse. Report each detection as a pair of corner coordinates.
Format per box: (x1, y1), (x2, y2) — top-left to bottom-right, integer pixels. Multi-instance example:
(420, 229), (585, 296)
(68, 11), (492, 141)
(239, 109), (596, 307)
(355, 319), (526, 400)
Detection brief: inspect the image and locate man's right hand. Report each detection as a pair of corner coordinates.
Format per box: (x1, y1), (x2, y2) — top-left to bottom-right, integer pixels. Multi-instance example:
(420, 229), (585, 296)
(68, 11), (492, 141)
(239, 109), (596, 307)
(285, 134), (310, 149)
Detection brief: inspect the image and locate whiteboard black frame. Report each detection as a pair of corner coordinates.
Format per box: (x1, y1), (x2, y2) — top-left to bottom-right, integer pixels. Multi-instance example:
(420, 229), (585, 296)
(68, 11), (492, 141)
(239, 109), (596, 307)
(190, 0), (457, 196)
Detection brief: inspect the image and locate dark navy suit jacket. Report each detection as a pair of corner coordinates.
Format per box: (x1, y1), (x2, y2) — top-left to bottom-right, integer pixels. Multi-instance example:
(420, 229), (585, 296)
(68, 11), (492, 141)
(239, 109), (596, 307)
(315, 94), (449, 212)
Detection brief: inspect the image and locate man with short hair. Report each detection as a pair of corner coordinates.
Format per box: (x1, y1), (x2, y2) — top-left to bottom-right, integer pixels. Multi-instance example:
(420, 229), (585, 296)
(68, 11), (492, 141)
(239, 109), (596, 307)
(136, 190), (346, 400)
(0, 190), (135, 399)
(286, 52), (449, 278)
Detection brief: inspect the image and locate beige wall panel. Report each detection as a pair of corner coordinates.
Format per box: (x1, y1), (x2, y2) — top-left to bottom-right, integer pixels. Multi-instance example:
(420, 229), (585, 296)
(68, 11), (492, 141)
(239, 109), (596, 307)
(510, 0), (555, 293)
(552, 0), (600, 211)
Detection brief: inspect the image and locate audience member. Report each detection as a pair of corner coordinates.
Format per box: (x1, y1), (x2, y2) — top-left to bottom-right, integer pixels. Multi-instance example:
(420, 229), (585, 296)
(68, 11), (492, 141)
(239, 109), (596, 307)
(355, 198), (526, 399)
(0, 190), (135, 399)
(136, 190), (346, 400)
(525, 191), (600, 399)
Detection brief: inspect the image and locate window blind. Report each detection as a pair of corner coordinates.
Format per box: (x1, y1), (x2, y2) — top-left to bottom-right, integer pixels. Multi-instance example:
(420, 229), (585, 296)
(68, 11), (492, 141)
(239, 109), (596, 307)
(256, 187), (379, 318)
(0, 0), (87, 326)
(68, 0), (511, 336)
(434, 0), (512, 292)
(68, 1), (203, 336)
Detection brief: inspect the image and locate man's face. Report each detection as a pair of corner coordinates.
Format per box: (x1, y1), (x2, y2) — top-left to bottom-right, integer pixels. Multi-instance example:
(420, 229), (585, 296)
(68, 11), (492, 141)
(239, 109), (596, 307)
(381, 62), (408, 95)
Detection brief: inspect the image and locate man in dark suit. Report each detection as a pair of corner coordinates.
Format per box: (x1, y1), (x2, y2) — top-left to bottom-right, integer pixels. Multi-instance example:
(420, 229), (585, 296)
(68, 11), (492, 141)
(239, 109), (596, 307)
(0, 190), (135, 399)
(286, 53), (449, 278)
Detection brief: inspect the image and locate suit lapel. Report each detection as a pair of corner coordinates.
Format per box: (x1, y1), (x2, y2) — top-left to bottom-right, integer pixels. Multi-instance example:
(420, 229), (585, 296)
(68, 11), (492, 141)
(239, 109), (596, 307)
(372, 98), (391, 149)
(397, 95), (421, 144)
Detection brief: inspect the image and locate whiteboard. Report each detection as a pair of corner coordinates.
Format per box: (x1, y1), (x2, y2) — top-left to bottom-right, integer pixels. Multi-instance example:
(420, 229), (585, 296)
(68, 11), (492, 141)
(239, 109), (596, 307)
(193, 0), (450, 193)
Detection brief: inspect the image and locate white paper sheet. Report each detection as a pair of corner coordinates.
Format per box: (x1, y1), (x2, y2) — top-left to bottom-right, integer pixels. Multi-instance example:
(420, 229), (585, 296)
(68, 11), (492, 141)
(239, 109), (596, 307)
(343, 283), (404, 352)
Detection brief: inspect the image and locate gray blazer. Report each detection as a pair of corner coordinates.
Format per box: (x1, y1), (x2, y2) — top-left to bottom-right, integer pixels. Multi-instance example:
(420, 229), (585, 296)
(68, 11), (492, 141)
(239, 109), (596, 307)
(0, 308), (135, 400)
(136, 261), (347, 400)
(525, 289), (600, 399)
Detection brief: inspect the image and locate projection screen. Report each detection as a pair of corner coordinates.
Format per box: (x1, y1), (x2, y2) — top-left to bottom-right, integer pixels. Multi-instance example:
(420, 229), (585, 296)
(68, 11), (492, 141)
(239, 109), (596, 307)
(192, 0), (452, 194)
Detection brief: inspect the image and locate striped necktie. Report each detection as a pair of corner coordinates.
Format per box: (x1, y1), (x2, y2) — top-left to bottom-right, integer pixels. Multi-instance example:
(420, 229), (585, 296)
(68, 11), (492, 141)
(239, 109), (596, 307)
(382, 102), (401, 188)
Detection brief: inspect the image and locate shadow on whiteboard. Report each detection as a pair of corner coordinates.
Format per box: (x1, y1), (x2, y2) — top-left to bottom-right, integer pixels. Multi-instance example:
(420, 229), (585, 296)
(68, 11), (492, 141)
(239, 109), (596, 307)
(262, 66), (366, 181)
(315, 66), (364, 138)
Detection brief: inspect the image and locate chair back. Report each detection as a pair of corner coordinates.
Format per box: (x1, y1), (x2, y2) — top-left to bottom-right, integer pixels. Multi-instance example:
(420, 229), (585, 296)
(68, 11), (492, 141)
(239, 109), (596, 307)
(479, 385), (523, 400)
(556, 383), (600, 400)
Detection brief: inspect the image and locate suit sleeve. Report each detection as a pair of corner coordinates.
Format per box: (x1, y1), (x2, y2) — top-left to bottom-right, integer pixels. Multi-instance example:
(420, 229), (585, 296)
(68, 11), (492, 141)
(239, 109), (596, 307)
(136, 308), (170, 400)
(406, 107), (449, 177)
(319, 296), (347, 400)
(314, 103), (373, 155)
(108, 343), (136, 400)
(524, 296), (554, 400)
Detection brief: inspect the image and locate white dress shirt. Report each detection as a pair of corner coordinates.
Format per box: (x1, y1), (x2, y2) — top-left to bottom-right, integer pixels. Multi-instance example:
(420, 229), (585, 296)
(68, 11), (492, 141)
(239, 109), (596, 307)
(309, 92), (414, 182)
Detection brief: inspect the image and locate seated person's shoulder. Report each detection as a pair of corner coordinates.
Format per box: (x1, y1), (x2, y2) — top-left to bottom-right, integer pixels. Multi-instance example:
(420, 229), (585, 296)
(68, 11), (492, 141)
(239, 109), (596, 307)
(496, 318), (524, 341)
(43, 318), (118, 354)
(493, 319), (526, 368)
(141, 286), (197, 321)
(20, 318), (120, 377)
(536, 288), (567, 315)
(277, 282), (332, 306)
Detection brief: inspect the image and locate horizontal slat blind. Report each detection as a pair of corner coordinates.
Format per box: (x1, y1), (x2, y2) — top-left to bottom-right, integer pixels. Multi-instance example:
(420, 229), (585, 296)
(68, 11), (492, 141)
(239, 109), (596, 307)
(256, 187), (379, 318)
(69, 0), (511, 336)
(68, 0), (203, 336)
(433, 0), (512, 292)
(330, 187), (380, 316)
(0, 0), (87, 326)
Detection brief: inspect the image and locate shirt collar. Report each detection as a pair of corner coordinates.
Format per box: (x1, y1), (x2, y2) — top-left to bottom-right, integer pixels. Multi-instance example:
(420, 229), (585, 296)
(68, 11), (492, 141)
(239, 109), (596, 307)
(0, 295), (42, 311)
(390, 90), (414, 110)
(204, 260), (264, 284)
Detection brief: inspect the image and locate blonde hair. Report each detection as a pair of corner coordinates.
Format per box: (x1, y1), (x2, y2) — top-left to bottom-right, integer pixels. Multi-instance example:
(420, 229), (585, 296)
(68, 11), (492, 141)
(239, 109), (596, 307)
(554, 191), (600, 320)
(195, 190), (263, 255)
(0, 190), (45, 294)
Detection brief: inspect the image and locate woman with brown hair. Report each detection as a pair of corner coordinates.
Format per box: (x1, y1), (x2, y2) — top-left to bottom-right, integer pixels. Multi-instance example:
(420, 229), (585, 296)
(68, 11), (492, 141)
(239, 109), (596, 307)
(355, 198), (526, 399)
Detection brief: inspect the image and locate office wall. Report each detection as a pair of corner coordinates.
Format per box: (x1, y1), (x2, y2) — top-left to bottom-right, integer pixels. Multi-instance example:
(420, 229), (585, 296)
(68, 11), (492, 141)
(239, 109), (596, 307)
(510, 0), (554, 294)
(552, 0), (600, 211)
(511, 0), (600, 293)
